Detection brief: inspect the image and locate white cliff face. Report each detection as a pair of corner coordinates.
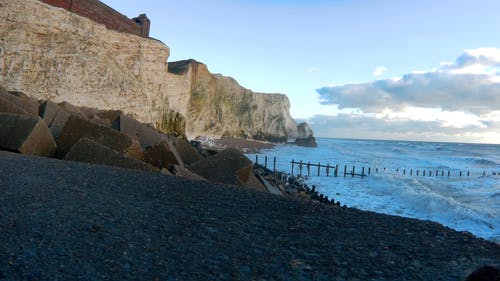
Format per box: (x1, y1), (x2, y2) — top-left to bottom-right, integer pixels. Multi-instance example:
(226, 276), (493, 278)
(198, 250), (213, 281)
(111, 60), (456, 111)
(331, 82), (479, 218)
(0, 0), (171, 126)
(167, 60), (298, 141)
(0, 0), (299, 141)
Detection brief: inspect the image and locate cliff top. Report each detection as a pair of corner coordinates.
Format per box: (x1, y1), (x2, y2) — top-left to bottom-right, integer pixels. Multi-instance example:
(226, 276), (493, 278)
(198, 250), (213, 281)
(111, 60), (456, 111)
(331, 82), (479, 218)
(168, 59), (201, 75)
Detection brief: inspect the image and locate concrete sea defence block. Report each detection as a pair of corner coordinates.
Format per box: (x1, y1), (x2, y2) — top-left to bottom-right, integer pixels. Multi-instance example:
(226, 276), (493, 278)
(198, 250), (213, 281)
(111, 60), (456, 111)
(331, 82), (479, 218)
(0, 86), (39, 116)
(115, 113), (165, 149)
(143, 140), (183, 170)
(0, 95), (29, 115)
(96, 110), (123, 129)
(170, 165), (206, 182)
(64, 138), (155, 172)
(0, 113), (56, 157)
(173, 139), (204, 166)
(56, 115), (143, 159)
(47, 108), (71, 140)
(39, 100), (60, 127)
(189, 148), (255, 187)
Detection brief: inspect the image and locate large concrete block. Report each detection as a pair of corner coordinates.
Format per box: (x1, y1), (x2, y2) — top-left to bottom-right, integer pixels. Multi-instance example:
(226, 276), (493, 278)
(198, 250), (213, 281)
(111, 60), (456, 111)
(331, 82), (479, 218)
(56, 115), (143, 159)
(64, 138), (155, 172)
(189, 148), (254, 186)
(173, 139), (204, 166)
(0, 86), (39, 115)
(170, 165), (206, 182)
(48, 108), (71, 140)
(115, 113), (165, 149)
(39, 100), (60, 126)
(96, 110), (123, 129)
(143, 140), (183, 169)
(0, 113), (56, 157)
(0, 95), (29, 115)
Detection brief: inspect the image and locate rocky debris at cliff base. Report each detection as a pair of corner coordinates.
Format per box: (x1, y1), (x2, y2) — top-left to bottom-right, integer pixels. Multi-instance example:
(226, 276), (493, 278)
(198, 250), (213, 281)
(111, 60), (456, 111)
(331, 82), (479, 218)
(0, 150), (498, 281)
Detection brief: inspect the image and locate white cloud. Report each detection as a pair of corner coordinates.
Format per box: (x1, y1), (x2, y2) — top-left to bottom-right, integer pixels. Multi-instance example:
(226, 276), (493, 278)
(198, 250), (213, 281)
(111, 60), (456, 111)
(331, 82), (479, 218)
(373, 66), (387, 77)
(306, 114), (500, 144)
(305, 66), (321, 73)
(318, 48), (500, 115)
(313, 48), (500, 143)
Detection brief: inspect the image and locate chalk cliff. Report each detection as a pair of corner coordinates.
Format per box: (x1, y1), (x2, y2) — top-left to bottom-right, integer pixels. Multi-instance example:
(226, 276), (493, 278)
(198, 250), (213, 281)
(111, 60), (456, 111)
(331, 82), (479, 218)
(166, 60), (297, 141)
(0, 0), (298, 141)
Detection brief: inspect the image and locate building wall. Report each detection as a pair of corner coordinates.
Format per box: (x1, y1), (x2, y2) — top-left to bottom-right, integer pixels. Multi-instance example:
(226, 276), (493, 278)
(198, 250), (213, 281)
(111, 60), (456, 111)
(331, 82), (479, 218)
(39, 0), (150, 37)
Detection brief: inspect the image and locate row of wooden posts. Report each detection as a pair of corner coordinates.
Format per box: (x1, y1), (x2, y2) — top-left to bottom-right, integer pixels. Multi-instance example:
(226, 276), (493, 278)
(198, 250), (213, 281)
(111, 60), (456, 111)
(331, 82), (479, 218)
(254, 155), (499, 178)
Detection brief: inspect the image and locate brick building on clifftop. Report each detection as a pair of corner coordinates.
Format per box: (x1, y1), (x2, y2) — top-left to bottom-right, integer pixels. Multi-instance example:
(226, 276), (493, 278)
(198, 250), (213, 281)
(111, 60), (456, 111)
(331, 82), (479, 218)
(39, 0), (150, 38)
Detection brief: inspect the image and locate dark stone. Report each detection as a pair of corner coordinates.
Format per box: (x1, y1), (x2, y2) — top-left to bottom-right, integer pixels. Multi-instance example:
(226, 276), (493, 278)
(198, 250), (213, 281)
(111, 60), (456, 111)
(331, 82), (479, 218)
(56, 115), (142, 160)
(143, 140), (182, 169)
(39, 100), (60, 126)
(173, 139), (204, 166)
(64, 138), (155, 172)
(0, 86), (39, 115)
(114, 113), (165, 149)
(189, 148), (254, 186)
(0, 113), (56, 157)
(294, 136), (318, 147)
(465, 265), (499, 281)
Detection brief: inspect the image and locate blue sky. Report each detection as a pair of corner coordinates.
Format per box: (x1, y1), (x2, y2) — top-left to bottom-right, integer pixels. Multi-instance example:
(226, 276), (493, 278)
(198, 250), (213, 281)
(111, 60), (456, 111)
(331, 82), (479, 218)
(102, 0), (500, 144)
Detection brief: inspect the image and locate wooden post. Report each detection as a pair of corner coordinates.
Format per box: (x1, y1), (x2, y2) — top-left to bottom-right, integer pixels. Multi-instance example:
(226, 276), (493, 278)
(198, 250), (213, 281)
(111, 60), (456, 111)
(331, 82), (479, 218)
(273, 157), (277, 181)
(442, 171), (444, 177)
(326, 164), (330, 177)
(483, 171), (486, 176)
(448, 170), (450, 177)
(460, 171), (462, 177)
(307, 161), (310, 177)
(397, 168), (399, 173)
(352, 166), (355, 177)
(403, 169), (406, 175)
(416, 170), (419, 176)
(264, 156), (268, 168)
(376, 167), (379, 173)
(344, 165), (347, 177)
(368, 167), (371, 175)
(435, 170), (438, 177)
(299, 160), (303, 177)
(291, 160), (295, 176)
(317, 162), (321, 176)
(361, 167), (365, 177)
(255, 155), (258, 164)
(467, 171), (470, 177)
(410, 169), (413, 176)
(335, 164), (339, 177)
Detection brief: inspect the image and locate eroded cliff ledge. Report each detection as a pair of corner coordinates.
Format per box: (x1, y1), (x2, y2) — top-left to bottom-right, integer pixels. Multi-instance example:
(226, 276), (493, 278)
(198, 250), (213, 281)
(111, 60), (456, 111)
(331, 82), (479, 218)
(0, 0), (299, 142)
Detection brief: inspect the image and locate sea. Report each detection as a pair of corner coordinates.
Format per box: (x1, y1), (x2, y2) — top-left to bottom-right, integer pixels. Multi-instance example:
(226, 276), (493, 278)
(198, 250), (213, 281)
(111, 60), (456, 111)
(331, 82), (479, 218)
(246, 138), (500, 243)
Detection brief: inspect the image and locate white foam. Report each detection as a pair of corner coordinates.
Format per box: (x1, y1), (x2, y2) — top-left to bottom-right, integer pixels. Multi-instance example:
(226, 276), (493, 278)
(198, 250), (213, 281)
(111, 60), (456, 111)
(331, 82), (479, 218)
(247, 139), (500, 243)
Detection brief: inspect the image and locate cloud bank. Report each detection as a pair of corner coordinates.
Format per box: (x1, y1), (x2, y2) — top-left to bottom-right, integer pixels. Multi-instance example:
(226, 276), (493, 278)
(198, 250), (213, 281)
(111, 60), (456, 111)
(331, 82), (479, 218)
(313, 48), (500, 144)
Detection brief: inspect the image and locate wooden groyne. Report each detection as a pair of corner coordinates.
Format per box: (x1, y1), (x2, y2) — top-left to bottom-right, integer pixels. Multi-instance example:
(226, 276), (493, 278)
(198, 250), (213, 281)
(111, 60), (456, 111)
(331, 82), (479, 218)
(254, 155), (500, 179)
